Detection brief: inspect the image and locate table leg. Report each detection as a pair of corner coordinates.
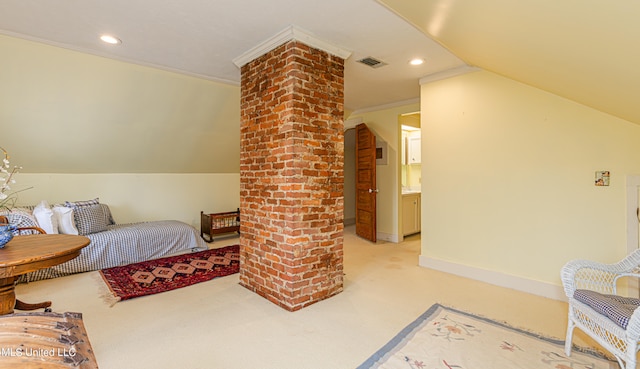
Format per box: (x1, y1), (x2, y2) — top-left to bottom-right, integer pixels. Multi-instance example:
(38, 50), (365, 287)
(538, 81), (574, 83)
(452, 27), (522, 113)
(15, 299), (51, 311)
(0, 277), (16, 315)
(0, 277), (52, 314)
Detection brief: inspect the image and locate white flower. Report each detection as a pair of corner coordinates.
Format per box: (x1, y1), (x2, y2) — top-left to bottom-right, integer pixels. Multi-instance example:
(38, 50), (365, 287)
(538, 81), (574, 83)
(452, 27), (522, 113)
(0, 147), (30, 213)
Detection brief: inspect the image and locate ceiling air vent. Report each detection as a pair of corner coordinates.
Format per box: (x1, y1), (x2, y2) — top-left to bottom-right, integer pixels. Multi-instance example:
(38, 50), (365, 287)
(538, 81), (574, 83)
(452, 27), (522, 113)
(357, 56), (387, 69)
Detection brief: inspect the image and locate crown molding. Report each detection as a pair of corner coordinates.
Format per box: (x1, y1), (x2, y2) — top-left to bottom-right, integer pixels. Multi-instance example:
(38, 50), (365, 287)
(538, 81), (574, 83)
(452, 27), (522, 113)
(419, 65), (482, 85)
(349, 98), (420, 116)
(0, 30), (240, 86)
(232, 25), (352, 68)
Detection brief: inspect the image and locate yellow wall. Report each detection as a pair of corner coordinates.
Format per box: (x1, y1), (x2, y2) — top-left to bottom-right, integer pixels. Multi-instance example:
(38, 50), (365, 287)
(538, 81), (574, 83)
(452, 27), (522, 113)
(406, 165), (421, 188)
(16, 173), (240, 228)
(0, 34), (240, 174)
(420, 70), (640, 293)
(1, 35), (242, 224)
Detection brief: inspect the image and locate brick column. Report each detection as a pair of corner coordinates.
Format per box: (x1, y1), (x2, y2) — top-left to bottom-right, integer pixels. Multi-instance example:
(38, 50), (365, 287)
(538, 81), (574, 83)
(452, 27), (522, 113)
(239, 40), (344, 311)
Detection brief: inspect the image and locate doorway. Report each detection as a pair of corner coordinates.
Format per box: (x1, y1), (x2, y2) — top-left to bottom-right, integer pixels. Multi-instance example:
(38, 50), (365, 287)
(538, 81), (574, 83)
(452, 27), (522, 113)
(627, 175), (640, 255)
(344, 124), (378, 242)
(344, 111), (420, 243)
(625, 175), (640, 295)
(399, 112), (422, 241)
(355, 123), (378, 242)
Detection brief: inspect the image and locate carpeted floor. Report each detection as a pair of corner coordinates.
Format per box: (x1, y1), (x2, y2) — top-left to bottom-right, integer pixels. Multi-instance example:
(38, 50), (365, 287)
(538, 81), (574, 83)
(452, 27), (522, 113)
(15, 228), (608, 369)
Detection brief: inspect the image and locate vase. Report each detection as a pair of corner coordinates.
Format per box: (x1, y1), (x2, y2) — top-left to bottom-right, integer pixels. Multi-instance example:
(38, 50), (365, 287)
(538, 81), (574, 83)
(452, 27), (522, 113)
(0, 223), (14, 248)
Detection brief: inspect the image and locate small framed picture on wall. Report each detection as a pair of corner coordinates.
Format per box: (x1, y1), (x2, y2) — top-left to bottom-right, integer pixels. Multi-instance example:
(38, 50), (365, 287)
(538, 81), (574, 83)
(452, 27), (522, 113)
(376, 140), (387, 165)
(595, 171), (610, 186)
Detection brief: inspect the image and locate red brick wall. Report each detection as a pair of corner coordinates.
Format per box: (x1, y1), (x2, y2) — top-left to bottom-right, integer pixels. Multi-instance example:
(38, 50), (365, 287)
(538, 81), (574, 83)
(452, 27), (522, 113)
(239, 40), (344, 311)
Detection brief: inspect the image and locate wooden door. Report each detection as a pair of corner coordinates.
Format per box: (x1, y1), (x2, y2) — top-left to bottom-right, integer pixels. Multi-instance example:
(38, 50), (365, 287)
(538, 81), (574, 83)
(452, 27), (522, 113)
(355, 123), (377, 242)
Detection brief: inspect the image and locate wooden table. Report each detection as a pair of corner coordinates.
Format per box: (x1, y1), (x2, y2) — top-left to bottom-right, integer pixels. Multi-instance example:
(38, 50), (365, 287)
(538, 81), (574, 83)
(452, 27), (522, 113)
(0, 234), (90, 315)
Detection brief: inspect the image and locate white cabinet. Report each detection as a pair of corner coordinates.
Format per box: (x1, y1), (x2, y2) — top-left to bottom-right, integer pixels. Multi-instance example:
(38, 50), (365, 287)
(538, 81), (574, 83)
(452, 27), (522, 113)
(407, 133), (421, 164)
(402, 193), (421, 236)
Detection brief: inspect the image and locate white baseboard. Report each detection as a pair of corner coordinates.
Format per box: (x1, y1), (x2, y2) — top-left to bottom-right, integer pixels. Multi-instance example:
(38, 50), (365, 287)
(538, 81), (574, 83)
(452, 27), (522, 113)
(419, 255), (567, 302)
(377, 232), (399, 243)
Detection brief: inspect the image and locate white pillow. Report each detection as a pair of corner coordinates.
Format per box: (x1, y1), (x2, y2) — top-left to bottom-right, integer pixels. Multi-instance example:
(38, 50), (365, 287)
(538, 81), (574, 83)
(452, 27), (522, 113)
(52, 206), (79, 235)
(32, 200), (59, 234)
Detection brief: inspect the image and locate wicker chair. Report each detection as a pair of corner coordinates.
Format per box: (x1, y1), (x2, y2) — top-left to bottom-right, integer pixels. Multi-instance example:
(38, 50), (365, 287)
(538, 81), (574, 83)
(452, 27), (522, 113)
(562, 250), (640, 369)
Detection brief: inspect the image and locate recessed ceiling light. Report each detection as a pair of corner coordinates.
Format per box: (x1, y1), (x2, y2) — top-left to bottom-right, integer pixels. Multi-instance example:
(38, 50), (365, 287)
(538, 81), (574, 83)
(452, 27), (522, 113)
(100, 35), (121, 45)
(409, 58), (425, 66)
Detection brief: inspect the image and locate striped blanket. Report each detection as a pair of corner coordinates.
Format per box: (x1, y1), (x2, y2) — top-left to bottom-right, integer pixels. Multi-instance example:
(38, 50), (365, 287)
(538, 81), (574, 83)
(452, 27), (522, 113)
(18, 220), (208, 283)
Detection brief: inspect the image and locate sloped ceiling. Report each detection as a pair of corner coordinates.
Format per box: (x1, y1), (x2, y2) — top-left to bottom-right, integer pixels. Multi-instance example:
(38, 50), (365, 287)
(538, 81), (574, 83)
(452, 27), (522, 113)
(379, 0), (640, 125)
(0, 0), (467, 173)
(0, 0), (466, 114)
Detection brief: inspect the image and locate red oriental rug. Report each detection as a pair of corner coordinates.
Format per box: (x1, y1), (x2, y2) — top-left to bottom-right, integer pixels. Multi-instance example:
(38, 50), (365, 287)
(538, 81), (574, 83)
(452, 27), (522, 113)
(99, 245), (239, 305)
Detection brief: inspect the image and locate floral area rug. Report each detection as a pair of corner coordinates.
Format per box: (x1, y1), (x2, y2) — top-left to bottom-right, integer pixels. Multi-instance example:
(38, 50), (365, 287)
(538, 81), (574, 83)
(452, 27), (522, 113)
(357, 304), (617, 369)
(99, 245), (239, 305)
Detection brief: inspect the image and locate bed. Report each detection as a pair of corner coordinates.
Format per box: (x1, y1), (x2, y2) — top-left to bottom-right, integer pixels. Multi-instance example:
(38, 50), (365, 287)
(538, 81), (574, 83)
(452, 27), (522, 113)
(5, 200), (208, 283)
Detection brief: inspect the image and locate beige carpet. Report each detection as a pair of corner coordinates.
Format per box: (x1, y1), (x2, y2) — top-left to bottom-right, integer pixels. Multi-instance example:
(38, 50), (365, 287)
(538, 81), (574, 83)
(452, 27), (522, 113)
(15, 227), (596, 369)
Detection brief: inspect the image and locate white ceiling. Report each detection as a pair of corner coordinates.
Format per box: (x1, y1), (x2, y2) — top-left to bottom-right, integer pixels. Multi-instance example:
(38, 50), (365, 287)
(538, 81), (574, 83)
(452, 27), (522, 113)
(0, 0), (466, 113)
